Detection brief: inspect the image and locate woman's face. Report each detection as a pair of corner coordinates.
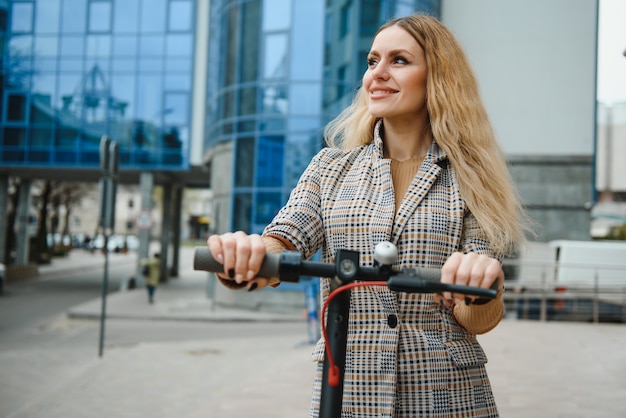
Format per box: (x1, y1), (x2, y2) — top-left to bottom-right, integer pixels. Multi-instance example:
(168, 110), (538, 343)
(363, 25), (428, 123)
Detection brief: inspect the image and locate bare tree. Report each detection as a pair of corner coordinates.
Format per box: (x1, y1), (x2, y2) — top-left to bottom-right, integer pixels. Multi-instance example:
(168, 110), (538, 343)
(51, 182), (96, 244)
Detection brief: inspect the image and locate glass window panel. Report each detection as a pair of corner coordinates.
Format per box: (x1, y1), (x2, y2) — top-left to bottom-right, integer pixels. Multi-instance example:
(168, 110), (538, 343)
(290, 2), (324, 82)
(113, 0), (139, 33)
(258, 116), (285, 132)
(60, 36), (85, 56)
(55, 125), (79, 147)
(32, 75), (56, 97)
(61, 0), (87, 34)
(138, 58), (164, 73)
(11, 2), (34, 33)
(89, 1), (112, 32)
(29, 127), (53, 146)
(360, 0), (380, 37)
(289, 84), (321, 115)
(34, 36), (59, 57)
(136, 75), (162, 125)
(110, 74), (136, 121)
(9, 34), (34, 56)
(58, 74), (82, 110)
(287, 116), (321, 132)
(262, 0), (291, 31)
(240, 5), (260, 84)
(59, 59), (84, 73)
(139, 35), (164, 56)
(86, 35), (111, 57)
(33, 58), (57, 73)
(235, 137), (254, 187)
(164, 75), (190, 90)
(163, 92), (189, 125)
(255, 192), (282, 226)
(3, 127), (27, 146)
(112, 35), (138, 56)
(162, 126), (183, 165)
(256, 135), (284, 187)
(112, 58), (136, 72)
(261, 85), (288, 115)
(340, 1), (352, 38)
(31, 101), (54, 125)
(168, 0), (192, 32)
(85, 58), (110, 73)
(263, 33), (287, 79)
(165, 34), (192, 57)
(140, 0), (166, 33)
(6, 94), (27, 121)
(35, 0), (61, 34)
(238, 86), (257, 116)
(233, 193), (252, 233)
(164, 58), (192, 73)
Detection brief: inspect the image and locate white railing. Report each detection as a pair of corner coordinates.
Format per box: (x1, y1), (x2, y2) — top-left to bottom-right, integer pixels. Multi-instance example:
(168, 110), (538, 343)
(502, 258), (626, 323)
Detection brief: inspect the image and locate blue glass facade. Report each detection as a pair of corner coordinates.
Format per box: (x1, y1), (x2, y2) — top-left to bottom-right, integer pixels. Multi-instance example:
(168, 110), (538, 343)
(206, 0), (440, 234)
(206, 0), (326, 233)
(0, 0), (195, 171)
(323, 0), (441, 117)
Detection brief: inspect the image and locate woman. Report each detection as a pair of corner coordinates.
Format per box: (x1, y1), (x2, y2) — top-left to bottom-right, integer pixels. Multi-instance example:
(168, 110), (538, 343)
(208, 14), (530, 417)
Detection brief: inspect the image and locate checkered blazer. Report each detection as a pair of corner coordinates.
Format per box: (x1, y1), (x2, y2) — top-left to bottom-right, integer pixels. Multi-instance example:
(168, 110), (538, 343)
(264, 122), (500, 417)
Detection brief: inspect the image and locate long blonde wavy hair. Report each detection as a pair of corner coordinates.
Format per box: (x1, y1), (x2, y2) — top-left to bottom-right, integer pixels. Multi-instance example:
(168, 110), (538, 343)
(325, 14), (532, 255)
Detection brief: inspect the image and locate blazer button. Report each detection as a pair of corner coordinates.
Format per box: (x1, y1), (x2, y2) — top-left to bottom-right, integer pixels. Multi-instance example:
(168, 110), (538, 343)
(387, 314), (398, 328)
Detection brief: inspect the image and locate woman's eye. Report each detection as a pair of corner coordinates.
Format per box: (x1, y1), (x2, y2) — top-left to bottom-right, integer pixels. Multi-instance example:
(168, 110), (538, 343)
(394, 56), (408, 64)
(367, 58), (378, 67)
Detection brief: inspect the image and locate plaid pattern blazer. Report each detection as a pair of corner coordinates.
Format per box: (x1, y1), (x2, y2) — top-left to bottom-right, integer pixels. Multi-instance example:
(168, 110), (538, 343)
(264, 122), (499, 417)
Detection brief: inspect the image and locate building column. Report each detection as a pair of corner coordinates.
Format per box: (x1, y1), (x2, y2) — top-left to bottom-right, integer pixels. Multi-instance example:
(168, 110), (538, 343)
(14, 179), (32, 265)
(0, 176), (8, 264)
(169, 185), (183, 278)
(160, 183), (172, 283)
(135, 172), (154, 287)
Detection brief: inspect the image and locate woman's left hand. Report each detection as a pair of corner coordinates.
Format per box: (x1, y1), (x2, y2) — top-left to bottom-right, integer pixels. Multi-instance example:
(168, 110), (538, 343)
(439, 252), (503, 307)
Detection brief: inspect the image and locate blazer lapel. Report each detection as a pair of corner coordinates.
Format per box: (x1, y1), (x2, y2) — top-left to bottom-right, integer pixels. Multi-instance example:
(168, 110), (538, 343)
(391, 142), (448, 243)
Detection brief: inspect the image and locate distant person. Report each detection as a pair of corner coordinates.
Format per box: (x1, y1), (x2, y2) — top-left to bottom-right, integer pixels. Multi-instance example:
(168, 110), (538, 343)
(141, 253), (160, 304)
(207, 14), (532, 417)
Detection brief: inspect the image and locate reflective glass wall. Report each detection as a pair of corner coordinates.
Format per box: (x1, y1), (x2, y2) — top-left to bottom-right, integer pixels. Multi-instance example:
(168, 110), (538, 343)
(323, 0), (441, 118)
(1, 0), (195, 170)
(206, 0), (440, 233)
(206, 0), (325, 233)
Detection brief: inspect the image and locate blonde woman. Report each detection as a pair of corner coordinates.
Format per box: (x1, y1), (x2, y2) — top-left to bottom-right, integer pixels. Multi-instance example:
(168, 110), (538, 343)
(209, 14), (530, 417)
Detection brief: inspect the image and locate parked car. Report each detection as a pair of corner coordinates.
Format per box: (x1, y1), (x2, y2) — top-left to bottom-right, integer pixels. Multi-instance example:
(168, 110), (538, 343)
(90, 234), (139, 252)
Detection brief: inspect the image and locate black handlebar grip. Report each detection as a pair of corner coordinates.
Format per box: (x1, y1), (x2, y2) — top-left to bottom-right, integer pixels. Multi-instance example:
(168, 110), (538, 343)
(193, 246), (281, 278)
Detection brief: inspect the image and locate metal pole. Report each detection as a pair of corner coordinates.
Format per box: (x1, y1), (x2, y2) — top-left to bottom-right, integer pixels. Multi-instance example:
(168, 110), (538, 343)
(98, 233), (109, 357)
(592, 269), (599, 323)
(319, 284), (350, 418)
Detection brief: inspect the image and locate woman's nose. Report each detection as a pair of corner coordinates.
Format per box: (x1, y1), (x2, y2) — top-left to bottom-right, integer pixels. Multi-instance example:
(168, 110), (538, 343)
(371, 62), (390, 80)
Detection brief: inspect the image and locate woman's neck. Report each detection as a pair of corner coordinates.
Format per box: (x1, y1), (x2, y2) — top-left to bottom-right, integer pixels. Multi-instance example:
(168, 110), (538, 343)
(381, 119), (432, 161)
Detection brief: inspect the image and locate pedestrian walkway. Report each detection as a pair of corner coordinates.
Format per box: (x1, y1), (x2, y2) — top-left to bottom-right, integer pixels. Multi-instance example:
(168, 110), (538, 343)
(4, 246), (626, 417)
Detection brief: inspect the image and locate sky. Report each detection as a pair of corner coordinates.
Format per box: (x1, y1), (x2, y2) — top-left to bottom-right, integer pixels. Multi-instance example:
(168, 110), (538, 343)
(597, 0), (626, 105)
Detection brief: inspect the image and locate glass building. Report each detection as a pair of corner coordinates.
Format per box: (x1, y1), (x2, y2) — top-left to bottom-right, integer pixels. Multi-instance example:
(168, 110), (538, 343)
(206, 0), (440, 234)
(1, 0), (196, 171)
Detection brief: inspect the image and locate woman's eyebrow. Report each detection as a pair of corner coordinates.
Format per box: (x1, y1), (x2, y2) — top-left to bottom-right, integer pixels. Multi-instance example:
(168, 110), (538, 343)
(368, 48), (414, 57)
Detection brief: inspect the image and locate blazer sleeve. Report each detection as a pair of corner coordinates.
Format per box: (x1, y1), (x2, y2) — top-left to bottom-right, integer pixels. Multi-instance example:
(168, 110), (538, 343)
(453, 210), (505, 334)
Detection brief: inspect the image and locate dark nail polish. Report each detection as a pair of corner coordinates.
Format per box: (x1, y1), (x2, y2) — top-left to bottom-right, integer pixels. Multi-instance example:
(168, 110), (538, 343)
(228, 269), (235, 279)
(248, 283), (258, 292)
(464, 297), (472, 306)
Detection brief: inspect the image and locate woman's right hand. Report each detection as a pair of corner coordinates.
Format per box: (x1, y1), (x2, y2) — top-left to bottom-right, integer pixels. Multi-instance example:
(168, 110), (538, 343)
(207, 231), (269, 289)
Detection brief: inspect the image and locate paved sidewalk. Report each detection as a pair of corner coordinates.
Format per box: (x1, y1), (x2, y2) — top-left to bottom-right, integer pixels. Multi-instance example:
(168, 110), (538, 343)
(3, 247), (626, 417)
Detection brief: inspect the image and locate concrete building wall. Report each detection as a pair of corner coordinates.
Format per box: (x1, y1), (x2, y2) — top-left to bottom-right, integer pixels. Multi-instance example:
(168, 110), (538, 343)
(596, 102), (626, 194)
(442, 0), (598, 241)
